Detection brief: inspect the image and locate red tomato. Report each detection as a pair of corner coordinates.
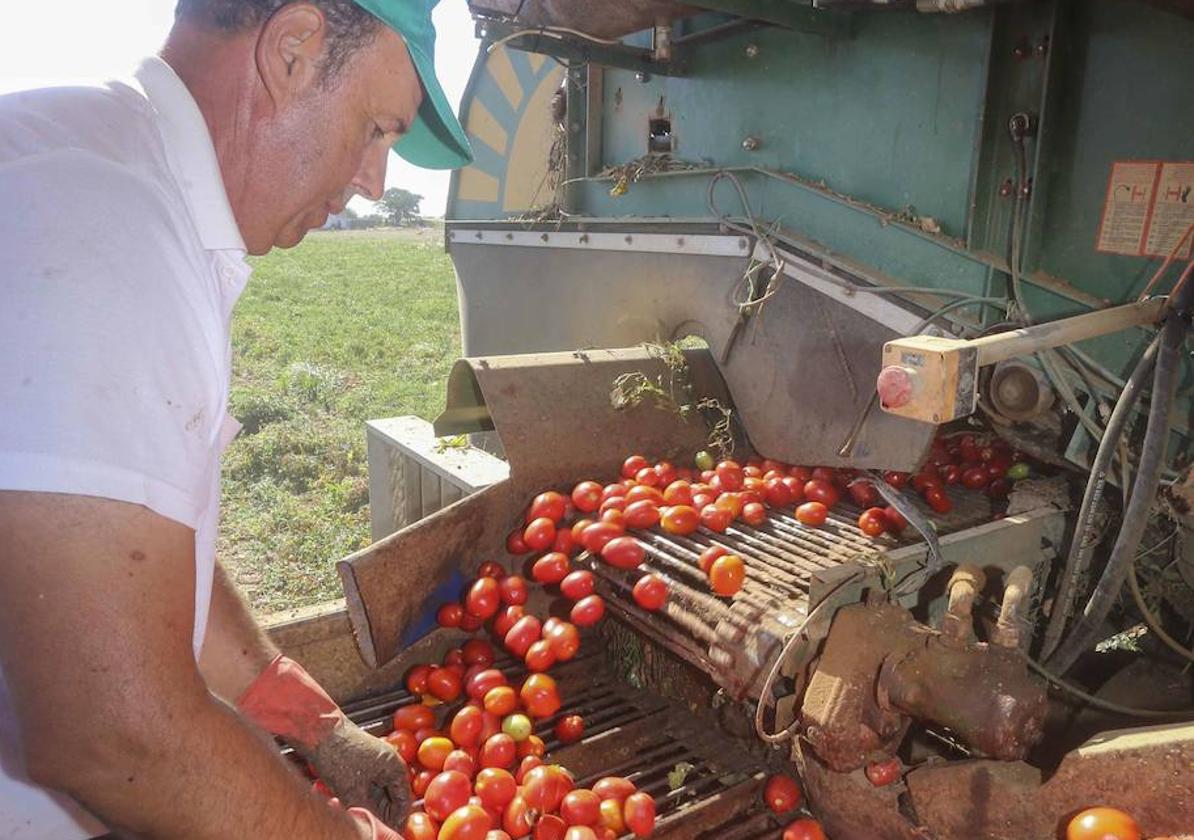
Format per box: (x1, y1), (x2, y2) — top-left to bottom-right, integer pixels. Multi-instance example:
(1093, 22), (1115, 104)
(654, 460), (677, 485)
(883, 470), (909, 489)
(403, 811), (439, 840)
(623, 500), (661, 530)
(847, 479), (879, 508)
(601, 509), (626, 528)
(961, 466), (990, 489)
(444, 749), (477, 779)
(466, 577), (501, 620)
(599, 495), (626, 516)
(479, 733), (517, 769)
(406, 664), (433, 695)
(601, 483), (627, 502)
(522, 764), (575, 813)
(883, 506), (907, 535)
(1066, 807), (1141, 840)
(515, 755), (544, 784)
(560, 570), (595, 600)
(384, 728), (417, 763)
(504, 615), (542, 658)
(593, 777), (637, 802)
(524, 639), (557, 672)
(601, 536), (645, 569)
(632, 574), (668, 610)
(520, 674), (562, 719)
(544, 620), (581, 661)
(571, 481), (603, 513)
(524, 517), (557, 552)
(483, 686), (518, 717)
(803, 479), (839, 508)
(417, 736), (455, 772)
(634, 466), (660, 487)
(450, 705), (485, 748)
(598, 800), (626, 835)
(788, 465), (813, 482)
(987, 477), (1012, 498)
(460, 612), (486, 632)
(571, 518), (595, 544)
(662, 480), (694, 506)
(534, 814), (567, 840)
(552, 526), (577, 556)
(811, 466), (837, 483)
(517, 734), (546, 759)
(715, 460), (744, 492)
(393, 703), (435, 733)
(938, 463), (962, 485)
(698, 544), (729, 574)
(782, 818), (827, 840)
(622, 455), (650, 479)
(865, 757), (901, 787)
(462, 639), (495, 668)
(795, 501), (828, 527)
(764, 775), (802, 813)
(439, 803), (493, 840)
(570, 594), (606, 628)
(554, 714), (585, 744)
(581, 521), (626, 553)
(531, 552), (571, 585)
(623, 792), (656, 837)
(485, 831), (513, 840)
(780, 475), (805, 503)
(709, 555), (745, 596)
(506, 529), (530, 555)
(412, 769), (435, 797)
(474, 767), (517, 810)
(700, 504), (732, 533)
(858, 507), (887, 538)
(714, 492), (743, 519)
(443, 648), (465, 667)
(911, 471), (944, 493)
(625, 484), (665, 506)
(477, 561), (506, 580)
(763, 477), (793, 508)
(741, 501), (767, 526)
(492, 605), (524, 639)
(437, 603), (464, 629)
(498, 575), (528, 606)
(924, 486), (953, 514)
(528, 491), (567, 523)
(560, 789), (602, 827)
(563, 827), (598, 840)
(428, 667), (463, 702)
(660, 505), (700, 535)
(503, 796), (534, 838)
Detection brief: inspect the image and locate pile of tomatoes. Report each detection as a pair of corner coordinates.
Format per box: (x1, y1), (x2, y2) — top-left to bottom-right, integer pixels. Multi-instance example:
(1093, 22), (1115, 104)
(763, 774), (827, 839)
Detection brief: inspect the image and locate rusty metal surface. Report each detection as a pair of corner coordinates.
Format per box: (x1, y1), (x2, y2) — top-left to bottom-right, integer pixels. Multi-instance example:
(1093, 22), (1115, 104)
(795, 744), (923, 840)
(469, 0), (697, 40)
(801, 602), (1046, 773)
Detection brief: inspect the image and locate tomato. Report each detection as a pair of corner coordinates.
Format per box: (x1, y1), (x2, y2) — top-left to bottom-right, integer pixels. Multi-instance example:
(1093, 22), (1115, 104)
(601, 509), (627, 528)
(544, 620), (581, 661)
(847, 479), (879, 508)
(403, 811), (439, 840)
(428, 667), (463, 702)
(911, 471), (944, 493)
(501, 713), (533, 742)
(795, 501), (828, 527)
(406, 664), (433, 695)
(497, 575), (528, 606)
(858, 507), (887, 538)
(534, 814), (567, 840)
(714, 460), (743, 492)
(1066, 807), (1141, 840)
(924, 486), (953, 514)
(961, 466), (990, 489)
(599, 495), (627, 517)
(660, 504), (700, 535)
(520, 674), (562, 718)
(528, 491), (567, 523)
(524, 517), (557, 552)
(709, 554), (745, 596)
(634, 467), (660, 487)
(483, 686), (518, 717)
(492, 605), (524, 639)
(560, 570), (595, 600)
(460, 612), (486, 632)
(654, 460), (677, 485)
(698, 544), (729, 574)
(531, 553), (571, 585)
(479, 733), (517, 769)
(601, 536), (645, 569)
(517, 733), (546, 759)
(450, 704), (485, 748)
(601, 483), (628, 503)
(622, 455), (650, 479)
(580, 521), (626, 554)
(523, 764), (575, 813)
(778, 475), (805, 503)
(466, 577), (501, 620)
(461, 638), (495, 668)
(632, 574), (668, 611)
(762, 477), (793, 508)
(475, 767), (518, 810)
(552, 526), (577, 556)
(504, 615), (542, 658)
(443, 648), (465, 668)
(561, 789), (602, 827)
(439, 803), (493, 840)
(714, 492), (743, 518)
(563, 827), (598, 840)
(478, 710), (502, 743)
(987, 477), (1012, 498)
(764, 774), (802, 813)
(525, 639), (557, 672)
(864, 757), (901, 787)
(598, 798), (626, 834)
(782, 818), (827, 840)
(384, 728), (417, 763)
(694, 450), (716, 471)
(417, 736), (455, 772)
(803, 479), (839, 508)
(437, 603), (464, 629)
(394, 703), (436, 733)
(623, 792), (656, 837)
(444, 749), (477, 779)
(412, 768), (435, 797)
(571, 480), (603, 513)
(415, 726), (445, 745)
(700, 504), (732, 533)
(485, 831), (513, 840)
(506, 529), (531, 555)
(623, 500), (661, 530)
(741, 501), (767, 526)
(555, 714), (585, 744)
(477, 561), (506, 580)
(570, 595), (606, 628)
(1007, 461), (1031, 480)
(882, 506), (907, 535)
(593, 776), (636, 802)
(503, 795), (535, 837)
(625, 485), (664, 506)
(662, 480), (694, 506)
(938, 463), (962, 485)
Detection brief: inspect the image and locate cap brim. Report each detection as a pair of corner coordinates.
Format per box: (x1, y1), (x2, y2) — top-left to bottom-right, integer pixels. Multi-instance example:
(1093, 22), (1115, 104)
(395, 42), (473, 170)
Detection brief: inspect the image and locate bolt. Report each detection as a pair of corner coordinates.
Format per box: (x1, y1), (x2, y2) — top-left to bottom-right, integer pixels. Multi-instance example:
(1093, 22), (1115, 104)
(745, 43), (759, 58)
(505, 232), (513, 240)
(999, 178), (1015, 198)
(540, 233), (549, 242)
(635, 71), (650, 83)
(1035, 36), (1049, 59)
(742, 135), (761, 152)
(1012, 39), (1030, 60)
(1020, 178), (1034, 200)
(625, 235), (633, 244)
(677, 237), (685, 247)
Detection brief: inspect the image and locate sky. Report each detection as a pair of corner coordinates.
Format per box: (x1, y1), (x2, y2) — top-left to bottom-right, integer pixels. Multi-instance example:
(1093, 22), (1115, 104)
(0, 0), (480, 216)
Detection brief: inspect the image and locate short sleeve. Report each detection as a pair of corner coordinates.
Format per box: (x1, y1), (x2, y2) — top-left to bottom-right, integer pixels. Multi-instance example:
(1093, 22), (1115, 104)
(0, 150), (224, 529)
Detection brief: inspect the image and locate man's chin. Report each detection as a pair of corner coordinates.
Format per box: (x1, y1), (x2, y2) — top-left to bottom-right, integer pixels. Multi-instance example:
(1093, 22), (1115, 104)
(273, 226), (312, 250)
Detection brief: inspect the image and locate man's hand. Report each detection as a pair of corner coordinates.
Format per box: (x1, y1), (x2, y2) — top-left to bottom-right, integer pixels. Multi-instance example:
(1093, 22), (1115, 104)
(304, 718), (412, 825)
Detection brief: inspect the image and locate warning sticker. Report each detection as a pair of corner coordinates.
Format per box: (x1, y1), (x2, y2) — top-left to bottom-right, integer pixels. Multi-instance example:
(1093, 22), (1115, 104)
(1097, 160), (1194, 258)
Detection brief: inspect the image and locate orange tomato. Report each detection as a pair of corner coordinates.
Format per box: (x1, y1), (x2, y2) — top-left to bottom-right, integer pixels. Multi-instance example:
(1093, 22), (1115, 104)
(708, 555), (745, 596)
(1066, 807), (1141, 840)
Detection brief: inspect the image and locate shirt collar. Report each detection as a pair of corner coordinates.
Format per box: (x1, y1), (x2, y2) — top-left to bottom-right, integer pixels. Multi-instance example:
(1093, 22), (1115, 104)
(133, 56), (246, 253)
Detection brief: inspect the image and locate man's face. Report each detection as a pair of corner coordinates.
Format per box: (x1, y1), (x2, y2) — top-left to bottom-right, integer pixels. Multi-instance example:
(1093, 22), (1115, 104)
(242, 24), (422, 254)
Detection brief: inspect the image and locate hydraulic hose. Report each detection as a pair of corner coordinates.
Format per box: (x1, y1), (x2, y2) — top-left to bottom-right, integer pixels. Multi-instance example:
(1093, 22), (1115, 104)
(1039, 332), (1160, 659)
(1048, 295), (1192, 672)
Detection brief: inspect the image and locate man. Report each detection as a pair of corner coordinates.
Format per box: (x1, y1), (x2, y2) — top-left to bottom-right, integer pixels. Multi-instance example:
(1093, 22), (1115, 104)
(0, 0), (471, 836)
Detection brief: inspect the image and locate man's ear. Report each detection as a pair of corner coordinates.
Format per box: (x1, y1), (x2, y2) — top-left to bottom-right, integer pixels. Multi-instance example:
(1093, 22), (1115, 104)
(255, 3), (327, 105)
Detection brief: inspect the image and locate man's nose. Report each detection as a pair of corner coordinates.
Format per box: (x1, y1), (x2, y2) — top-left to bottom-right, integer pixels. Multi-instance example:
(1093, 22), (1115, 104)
(352, 142), (389, 201)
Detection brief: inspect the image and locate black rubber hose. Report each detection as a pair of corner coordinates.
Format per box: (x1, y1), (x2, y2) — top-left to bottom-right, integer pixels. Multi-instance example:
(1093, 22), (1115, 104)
(1039, 332), (1161, 659)
(1048, 300), (1191, 672)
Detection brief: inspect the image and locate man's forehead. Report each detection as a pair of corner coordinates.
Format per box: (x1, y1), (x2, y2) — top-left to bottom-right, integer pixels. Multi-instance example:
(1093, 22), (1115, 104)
(363, 26), (423, 124)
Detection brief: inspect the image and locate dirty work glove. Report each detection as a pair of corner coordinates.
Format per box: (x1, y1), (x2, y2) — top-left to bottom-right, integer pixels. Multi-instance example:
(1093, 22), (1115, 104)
(237, 655), (411, 828)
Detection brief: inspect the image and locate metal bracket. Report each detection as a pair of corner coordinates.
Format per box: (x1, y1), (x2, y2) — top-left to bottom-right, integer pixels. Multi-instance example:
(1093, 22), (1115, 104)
(476, 20), (688, 76)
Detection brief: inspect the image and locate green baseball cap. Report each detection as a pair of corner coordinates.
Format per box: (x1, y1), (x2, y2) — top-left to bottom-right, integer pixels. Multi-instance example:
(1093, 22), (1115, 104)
(352, 0), (473, 169)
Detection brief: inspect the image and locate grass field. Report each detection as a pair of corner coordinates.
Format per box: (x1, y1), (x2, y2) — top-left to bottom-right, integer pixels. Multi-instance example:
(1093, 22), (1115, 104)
(219, 227), (460, 614)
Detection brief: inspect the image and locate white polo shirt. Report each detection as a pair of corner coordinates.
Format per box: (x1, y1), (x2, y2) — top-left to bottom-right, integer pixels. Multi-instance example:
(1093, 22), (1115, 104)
(0, 57), (250, 838)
